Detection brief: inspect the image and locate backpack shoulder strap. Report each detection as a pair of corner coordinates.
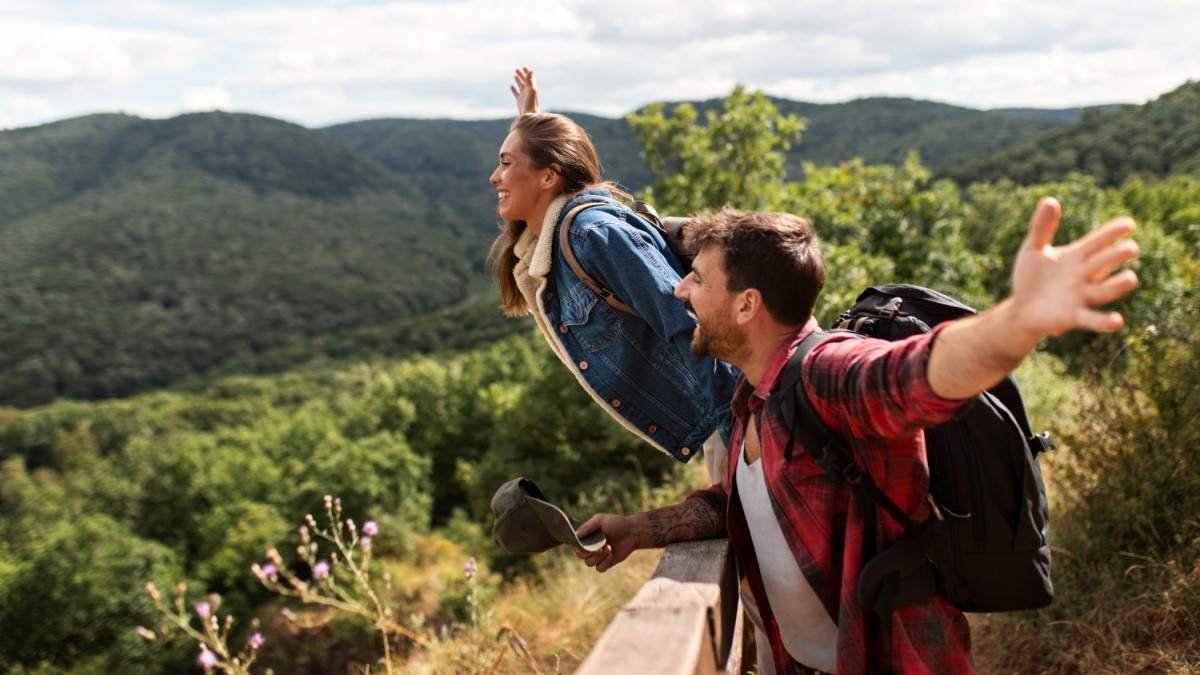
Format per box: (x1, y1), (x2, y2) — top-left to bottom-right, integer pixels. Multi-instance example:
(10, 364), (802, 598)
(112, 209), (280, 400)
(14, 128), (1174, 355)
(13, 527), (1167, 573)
(635, 199), (694, 264)
(773, 330), (921, 534)
(557, 202), (634, 314)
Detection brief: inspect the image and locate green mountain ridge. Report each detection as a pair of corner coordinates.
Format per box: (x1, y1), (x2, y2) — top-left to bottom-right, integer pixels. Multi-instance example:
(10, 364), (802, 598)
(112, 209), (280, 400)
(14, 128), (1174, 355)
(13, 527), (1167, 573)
(944, 81), (1200, 185)
(0, 112), (484, 407)
(324, 96), (1089, 194)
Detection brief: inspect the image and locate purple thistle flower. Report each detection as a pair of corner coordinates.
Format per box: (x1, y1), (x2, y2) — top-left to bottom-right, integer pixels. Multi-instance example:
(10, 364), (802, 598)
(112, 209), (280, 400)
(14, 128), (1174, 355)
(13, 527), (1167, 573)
(464, 557), (477, 580)
(362, 521), (379, 537)
(194, 602), (211, 620)
(257, 563), (279, 581)
(312, 561), (330, 580)
(248, 632), (265, 649)
(197, 645), (218, 670)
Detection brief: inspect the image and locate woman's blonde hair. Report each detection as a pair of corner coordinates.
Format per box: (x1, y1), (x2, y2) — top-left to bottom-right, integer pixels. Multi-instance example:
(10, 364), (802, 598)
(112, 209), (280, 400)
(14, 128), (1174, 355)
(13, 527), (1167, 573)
(488, 112), (627, 316)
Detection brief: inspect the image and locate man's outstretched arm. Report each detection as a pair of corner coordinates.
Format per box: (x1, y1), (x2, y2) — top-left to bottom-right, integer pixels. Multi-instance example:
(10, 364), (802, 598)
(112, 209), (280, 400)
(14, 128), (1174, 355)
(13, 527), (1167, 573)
(573, 498), (725, 573)
(928, 197), (1140, 400)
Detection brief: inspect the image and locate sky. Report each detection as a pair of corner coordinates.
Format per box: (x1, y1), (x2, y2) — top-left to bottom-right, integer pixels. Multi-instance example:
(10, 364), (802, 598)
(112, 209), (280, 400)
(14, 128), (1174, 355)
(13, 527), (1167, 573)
(1, 0), (1198, 130)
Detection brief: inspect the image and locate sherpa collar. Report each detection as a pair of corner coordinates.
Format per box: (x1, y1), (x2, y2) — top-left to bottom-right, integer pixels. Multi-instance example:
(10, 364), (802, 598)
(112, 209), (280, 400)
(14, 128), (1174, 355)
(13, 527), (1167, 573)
(514, 193), (568, 282)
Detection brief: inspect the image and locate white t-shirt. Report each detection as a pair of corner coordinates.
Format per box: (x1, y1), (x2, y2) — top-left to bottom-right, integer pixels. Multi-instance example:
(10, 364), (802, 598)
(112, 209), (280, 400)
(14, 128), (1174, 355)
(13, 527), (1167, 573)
(736, 442), (839, 672)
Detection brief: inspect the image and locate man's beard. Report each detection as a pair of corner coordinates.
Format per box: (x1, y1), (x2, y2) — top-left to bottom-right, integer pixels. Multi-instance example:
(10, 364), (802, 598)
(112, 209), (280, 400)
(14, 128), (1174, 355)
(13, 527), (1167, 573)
(689, 310), (743, 361)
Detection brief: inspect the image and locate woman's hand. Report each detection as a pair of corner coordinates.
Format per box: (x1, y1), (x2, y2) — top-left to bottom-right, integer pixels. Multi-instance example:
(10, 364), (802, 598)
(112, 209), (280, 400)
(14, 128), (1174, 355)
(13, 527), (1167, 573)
(511, 67), (540, 115)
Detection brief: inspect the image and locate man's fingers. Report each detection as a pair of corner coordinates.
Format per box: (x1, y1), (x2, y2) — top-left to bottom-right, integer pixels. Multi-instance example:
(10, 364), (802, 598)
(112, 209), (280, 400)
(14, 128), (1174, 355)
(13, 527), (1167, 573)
(1085, 269), (1139, 307)
(1074, 307), (1125, 333)
(583, 545), (612, 569)
(1023, 196), (1061, 251)
(576, 515), (603, 540)
(1085, 239), (1140, 282)
(1073, 216), (1137, 259)
(595, 548), (617, 573)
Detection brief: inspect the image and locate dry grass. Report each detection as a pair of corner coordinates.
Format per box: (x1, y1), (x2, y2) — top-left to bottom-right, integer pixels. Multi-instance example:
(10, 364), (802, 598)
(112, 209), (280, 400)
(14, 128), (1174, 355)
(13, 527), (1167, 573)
(494, 548), (664, 672)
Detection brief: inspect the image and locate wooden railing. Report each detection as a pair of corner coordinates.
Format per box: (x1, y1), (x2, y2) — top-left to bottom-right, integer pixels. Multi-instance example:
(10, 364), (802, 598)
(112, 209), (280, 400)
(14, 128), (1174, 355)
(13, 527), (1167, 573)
(577, 539), (750, 675)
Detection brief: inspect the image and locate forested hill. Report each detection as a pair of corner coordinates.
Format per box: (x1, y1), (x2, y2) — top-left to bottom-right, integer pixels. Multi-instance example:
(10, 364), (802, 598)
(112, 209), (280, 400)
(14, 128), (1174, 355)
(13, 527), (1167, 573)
(944, 80), (1200, 186)
(0, 112), (490, 407)
(324, 97), (1086, 190)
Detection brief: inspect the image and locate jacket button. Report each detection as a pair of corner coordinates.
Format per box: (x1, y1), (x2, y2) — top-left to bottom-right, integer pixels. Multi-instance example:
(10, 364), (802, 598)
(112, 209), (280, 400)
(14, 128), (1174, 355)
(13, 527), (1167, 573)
(681, 447), (691, 456)
(559, 324), (568, 334)
(545, 291), (554, 301)
(579, 361), (589, 371)
(611, 399), (621, 408)
(648, 425), (657, 434)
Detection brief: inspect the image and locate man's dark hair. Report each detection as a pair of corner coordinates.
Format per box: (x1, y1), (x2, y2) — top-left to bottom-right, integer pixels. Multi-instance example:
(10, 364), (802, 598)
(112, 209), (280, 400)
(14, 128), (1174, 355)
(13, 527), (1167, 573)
(688, 208), (825, 325)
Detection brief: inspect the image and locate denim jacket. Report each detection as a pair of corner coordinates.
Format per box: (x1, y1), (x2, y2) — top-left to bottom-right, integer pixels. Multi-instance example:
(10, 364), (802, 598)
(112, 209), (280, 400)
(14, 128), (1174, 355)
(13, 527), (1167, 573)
(525, 187), (736, 462)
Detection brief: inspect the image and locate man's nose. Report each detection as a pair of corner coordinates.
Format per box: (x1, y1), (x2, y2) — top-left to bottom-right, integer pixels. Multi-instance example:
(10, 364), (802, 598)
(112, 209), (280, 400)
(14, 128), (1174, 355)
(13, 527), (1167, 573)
(673, 276), (689, 300)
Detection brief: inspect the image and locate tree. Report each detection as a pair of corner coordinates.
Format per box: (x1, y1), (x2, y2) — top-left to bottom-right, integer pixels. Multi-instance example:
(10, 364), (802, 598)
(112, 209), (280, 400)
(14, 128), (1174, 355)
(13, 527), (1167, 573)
(628, 85), (805, 214)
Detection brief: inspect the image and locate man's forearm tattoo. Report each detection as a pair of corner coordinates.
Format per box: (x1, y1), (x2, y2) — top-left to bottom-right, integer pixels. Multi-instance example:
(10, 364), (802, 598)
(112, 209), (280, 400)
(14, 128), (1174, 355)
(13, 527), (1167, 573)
(645, 499), (724, 547)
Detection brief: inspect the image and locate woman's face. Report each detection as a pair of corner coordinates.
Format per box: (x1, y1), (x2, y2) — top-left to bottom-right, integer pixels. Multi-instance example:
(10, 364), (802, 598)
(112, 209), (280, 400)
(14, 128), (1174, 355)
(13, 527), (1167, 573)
(490, 130), (557, 222)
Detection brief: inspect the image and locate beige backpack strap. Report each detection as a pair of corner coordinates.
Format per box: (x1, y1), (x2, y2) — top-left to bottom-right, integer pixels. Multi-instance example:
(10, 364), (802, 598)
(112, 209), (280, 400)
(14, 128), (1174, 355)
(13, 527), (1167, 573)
(557, 202), (634, 314)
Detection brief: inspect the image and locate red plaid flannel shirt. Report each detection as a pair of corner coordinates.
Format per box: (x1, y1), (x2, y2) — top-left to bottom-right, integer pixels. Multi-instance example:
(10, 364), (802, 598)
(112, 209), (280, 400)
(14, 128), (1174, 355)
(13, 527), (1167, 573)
(688, 319), (975, 674)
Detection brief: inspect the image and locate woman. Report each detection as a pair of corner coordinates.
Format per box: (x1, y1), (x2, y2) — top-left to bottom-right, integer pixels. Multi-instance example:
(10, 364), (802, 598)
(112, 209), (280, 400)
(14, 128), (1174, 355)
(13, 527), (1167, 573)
(488, 67), (735, 471)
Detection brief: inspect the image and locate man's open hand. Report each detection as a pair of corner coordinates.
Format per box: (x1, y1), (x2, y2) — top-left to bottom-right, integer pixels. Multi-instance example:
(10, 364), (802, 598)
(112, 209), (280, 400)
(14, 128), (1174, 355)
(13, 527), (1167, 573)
(1009, 196), (1140, 338)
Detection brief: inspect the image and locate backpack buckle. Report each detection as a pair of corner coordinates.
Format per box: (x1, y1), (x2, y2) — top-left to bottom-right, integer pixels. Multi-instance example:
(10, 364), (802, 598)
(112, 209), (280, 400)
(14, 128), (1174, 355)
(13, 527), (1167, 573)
(1031, 431), (1056, 454)
(879, 296), (903, 319)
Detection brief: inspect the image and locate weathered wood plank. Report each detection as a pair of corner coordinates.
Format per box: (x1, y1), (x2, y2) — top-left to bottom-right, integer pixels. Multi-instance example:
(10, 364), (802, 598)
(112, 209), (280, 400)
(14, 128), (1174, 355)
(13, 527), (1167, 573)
(578, 538), (738, 675)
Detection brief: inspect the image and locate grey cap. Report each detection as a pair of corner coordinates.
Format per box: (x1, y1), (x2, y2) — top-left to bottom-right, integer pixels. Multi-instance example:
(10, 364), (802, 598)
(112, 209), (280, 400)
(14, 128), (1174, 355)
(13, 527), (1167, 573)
(490, 477), (606, 554)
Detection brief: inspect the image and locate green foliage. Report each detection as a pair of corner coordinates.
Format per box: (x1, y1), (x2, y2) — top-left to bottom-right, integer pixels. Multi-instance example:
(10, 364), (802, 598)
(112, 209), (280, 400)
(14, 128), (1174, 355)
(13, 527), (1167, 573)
(628, 85), (805, 213)
(0, 510), (183, 672)
(789, 154), (990, 309)
(0, 328), (680, 670)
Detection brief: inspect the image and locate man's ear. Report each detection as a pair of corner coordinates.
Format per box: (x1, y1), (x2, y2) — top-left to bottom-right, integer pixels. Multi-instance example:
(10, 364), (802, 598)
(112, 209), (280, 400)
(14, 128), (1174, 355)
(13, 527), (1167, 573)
(735, 288), (765, 326)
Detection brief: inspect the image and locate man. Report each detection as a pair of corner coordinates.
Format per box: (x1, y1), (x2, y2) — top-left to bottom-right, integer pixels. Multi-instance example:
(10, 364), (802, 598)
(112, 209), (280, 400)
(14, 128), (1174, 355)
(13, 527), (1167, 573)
(574, 198), (1140, 674)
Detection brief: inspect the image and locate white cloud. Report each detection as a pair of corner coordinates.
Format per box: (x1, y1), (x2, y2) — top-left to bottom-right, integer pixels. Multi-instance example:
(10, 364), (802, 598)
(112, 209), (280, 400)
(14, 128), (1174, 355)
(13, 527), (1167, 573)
(0, 0), (1196, 129)
(0, 15), (204, 91)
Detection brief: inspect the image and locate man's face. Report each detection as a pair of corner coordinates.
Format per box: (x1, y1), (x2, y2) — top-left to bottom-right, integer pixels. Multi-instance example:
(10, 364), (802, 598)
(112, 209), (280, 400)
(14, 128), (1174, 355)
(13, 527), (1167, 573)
(674, 244), (746, 361)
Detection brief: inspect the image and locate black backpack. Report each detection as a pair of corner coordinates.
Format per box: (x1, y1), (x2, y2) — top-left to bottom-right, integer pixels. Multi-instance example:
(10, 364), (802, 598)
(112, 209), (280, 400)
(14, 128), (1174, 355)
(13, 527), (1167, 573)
(768, 284), (1055, 617)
